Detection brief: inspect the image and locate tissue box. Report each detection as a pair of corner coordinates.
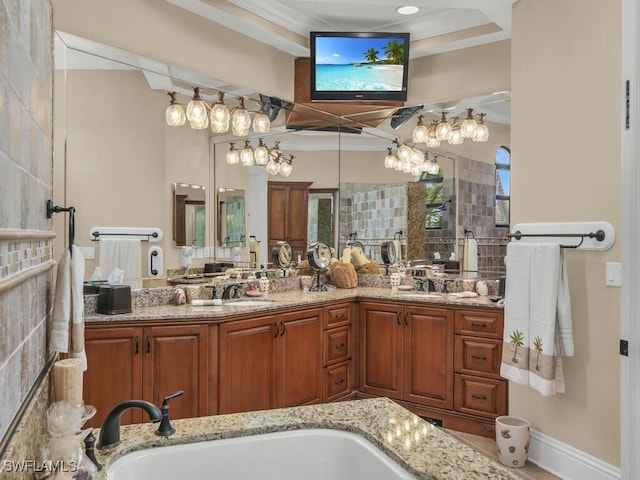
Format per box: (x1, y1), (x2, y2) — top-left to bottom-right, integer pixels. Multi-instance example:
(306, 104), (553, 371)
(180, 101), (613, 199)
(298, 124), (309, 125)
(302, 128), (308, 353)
(97, 285), (132, 314)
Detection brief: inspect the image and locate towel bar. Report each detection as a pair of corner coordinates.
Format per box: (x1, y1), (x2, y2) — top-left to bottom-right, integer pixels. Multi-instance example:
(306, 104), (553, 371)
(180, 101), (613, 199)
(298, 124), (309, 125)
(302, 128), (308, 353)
(507, 222), (615, 251)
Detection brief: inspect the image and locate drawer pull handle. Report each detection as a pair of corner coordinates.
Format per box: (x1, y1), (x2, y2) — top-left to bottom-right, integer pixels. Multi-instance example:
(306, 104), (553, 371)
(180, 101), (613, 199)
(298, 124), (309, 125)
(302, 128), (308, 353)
(471, 394), (487, 400)
(335, 313), (345, 320)
(273, 322), (279, 338)
(471, 322), (487, 328)
(146, 335), (151, 354)
(404, 312), (409, 326)
(280, 321), (286, 337)
(335, 343), (345, 349)
(472, 355), (487, 361)
(396, 312), (401, 325)
(335, 378), (345, 385)
(135, 336), (139, 354)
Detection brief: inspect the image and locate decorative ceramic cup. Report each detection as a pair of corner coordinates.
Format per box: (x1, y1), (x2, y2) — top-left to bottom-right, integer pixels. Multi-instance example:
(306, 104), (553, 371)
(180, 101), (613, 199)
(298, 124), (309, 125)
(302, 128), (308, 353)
(258, 277), (270, 295)
(476, 281), (489, 296)
(496, 416), (530, 468)
(300, 276), (313, 291)
(390, 273), (401, 292)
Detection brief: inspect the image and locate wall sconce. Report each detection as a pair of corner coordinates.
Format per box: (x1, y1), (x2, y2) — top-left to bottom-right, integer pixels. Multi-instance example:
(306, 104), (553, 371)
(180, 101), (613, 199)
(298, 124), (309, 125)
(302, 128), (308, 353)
(227, 139), (295, 177)
(226, 142), (240, 165)
(383, 141), (441, 176)
(231, 97), (251, 136)
(254, 138), (269, 166)
(252, 102), (271, 134)
(240, 139), (255, 166)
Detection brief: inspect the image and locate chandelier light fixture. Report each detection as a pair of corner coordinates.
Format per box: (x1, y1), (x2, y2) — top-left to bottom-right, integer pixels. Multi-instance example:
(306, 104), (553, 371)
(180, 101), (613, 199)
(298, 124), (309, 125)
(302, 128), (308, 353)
(165, 90), (274, 136)
(227, 139), (294, 177)
(383, 140), (442, 177)
(411, 108), (489, 146)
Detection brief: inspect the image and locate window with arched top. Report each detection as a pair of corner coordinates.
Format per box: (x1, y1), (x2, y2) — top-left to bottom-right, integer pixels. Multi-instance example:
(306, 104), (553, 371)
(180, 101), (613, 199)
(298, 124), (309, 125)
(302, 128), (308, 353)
(495, 146), (510, 227)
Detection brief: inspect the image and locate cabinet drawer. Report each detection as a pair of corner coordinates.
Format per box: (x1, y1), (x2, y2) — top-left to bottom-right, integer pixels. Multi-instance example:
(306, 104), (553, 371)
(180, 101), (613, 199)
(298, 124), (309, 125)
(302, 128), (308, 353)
(325, 361), (351, 402)
(454, 336), (502, 378)
(324, 304), (351, 329)
(455, 309), (504, 338)
(454, 374), (507, 419)
(324, 326), (351, 366)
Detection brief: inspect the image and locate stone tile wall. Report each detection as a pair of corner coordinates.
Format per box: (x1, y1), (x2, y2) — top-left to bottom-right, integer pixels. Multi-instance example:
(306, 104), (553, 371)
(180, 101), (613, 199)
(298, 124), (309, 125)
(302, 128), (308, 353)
(0, 0), (54, 475)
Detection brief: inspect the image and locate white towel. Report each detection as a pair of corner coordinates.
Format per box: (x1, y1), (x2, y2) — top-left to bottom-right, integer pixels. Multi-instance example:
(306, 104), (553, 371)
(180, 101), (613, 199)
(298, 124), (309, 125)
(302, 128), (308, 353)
(49, 245), (87, 371)
(99, 239), (142, 290)
(500, 242), (574, 396)
(393, 240), (402, 264)
(462, 238), (478, 278)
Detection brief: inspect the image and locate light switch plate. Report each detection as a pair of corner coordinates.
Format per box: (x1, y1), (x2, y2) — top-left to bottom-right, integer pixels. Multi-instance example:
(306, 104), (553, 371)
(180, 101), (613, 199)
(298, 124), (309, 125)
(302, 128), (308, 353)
(605, 261), (622, 287)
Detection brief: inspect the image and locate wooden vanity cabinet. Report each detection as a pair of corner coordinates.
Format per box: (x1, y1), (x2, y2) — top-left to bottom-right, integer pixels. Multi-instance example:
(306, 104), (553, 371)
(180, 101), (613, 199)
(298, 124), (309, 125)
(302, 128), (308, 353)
(83, 323), (209, 428)
(453, 308), (508, 424)
(322, 303), (355, 402)
(218, 308), (323, 414)
(359, 301), (454, 410)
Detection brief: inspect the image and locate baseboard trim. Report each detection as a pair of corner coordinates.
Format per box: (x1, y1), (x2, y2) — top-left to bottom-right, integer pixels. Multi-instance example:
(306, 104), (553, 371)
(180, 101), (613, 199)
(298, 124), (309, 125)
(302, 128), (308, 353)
(529, 429), (621, 480)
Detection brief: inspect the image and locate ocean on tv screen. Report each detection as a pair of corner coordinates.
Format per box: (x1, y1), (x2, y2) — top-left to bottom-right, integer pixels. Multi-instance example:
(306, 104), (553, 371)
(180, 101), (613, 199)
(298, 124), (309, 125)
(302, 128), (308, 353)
(315, 64), (404, 91)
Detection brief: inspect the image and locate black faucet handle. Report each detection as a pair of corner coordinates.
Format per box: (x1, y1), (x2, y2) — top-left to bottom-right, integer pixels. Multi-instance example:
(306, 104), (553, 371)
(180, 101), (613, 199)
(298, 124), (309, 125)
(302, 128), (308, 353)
(161, 390), (184, 407)
(414, 278), (425, 291)
(155, 390), (184, 437)
(83, 430), (102, 471)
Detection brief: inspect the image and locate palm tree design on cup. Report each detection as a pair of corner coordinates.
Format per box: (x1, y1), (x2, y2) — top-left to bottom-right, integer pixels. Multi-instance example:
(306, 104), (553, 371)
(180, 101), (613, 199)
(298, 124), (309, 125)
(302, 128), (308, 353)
(533, 336), (543, 371)
(509, 329), (525, 363)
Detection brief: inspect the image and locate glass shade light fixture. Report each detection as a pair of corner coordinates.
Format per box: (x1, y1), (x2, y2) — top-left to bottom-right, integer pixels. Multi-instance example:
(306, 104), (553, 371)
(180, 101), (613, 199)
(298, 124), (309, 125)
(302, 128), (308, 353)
(165, 92), (186, 126)
(428, 155), (440, 175)
(448, 117), (464, 145)
(435, 111), (452, 141)
(240, 140), (255, 166)
(384, 147), (397, 169)
(254, 138), (269, 166)
(412, 115), (429, 144)
(252, 102), (271, 134)
(210, 91), (230, 133)
(266, 154), (280, 175)
(460, 108), (478, 138)
(473, 113), (489, 142)
(231, 96), (251, 136)
(226, 143), (240, 165)
(186, 87), (208, 129)
(411, 146), (424, 165)
(279, 155), (293, 177)
(425, 120), (441, 148)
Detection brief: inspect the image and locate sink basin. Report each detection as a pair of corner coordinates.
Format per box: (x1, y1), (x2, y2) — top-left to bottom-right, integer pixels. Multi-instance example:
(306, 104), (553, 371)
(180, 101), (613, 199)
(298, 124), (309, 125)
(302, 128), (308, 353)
(107, 429), (415, 480)
(225, 300), (275, 306)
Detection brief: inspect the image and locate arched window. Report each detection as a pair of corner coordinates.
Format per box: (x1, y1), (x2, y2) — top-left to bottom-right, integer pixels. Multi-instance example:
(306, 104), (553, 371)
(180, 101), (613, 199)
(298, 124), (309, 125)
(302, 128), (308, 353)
(495, 146), (510, 227)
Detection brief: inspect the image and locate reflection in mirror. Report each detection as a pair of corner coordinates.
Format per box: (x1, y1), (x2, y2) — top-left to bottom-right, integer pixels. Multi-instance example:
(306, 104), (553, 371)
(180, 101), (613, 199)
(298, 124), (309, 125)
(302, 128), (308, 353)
(307, 189), (337, 250)
(173, 183), (206, 247)
(217, 188), (246, 246)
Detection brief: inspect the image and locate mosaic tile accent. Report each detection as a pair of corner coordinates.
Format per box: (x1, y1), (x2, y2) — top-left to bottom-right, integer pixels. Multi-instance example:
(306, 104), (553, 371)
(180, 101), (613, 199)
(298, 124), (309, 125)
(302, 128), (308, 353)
(0, 238), (54, 280)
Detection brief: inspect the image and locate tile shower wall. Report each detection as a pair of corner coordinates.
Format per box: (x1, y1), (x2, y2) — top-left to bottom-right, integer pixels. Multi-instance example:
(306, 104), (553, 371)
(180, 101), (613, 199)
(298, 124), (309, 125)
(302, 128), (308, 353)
(0, 0), (54, 475)
(339, 183), (406, 262)
(457, 155), (508, 273)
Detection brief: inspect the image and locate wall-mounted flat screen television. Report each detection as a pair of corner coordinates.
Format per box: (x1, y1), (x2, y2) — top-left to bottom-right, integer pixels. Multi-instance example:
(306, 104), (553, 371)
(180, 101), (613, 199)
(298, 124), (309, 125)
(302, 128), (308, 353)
(310, 32), (410, 102)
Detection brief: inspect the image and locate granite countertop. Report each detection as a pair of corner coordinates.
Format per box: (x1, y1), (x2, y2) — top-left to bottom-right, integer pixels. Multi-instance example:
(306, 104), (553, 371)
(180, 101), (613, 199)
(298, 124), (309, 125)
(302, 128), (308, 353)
(85, 287), (502, 323)
(93, 397), (519, 480)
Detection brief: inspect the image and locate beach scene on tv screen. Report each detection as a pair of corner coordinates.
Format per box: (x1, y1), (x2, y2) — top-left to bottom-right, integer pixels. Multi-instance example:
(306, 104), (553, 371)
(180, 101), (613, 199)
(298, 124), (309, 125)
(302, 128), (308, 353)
(314, 36), (406, 91)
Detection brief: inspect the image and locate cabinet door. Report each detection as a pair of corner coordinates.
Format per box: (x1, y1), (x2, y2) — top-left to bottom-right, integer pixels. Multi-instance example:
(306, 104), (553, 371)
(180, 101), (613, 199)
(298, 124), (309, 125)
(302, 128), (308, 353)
(219, 317), (277, 414)
(83, 327), (143, 428)
(267, 183), (288, 249)
(276, 309), (323, 408)
(286, 185), (310, 245)
(359, 302), (403, 399)
(143, 324), (209, 421)
(403, 306), (454, 409)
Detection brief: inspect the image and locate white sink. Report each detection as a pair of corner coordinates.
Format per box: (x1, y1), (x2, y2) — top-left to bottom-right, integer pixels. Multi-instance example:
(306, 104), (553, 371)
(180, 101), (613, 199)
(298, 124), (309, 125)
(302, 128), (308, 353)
(107, 429), (416, 480)
(225, 300), (275, 306)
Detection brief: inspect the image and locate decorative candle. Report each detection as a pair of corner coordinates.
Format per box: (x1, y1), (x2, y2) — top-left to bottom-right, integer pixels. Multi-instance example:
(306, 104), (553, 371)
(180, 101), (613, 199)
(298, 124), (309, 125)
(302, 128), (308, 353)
(53, 358), (83, 404)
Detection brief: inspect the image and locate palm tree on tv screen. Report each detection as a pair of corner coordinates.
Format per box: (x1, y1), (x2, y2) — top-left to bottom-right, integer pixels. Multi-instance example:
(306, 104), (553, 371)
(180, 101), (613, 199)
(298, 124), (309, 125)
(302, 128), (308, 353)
(384, 39), (405, 64)
(364, 48), (379, 63)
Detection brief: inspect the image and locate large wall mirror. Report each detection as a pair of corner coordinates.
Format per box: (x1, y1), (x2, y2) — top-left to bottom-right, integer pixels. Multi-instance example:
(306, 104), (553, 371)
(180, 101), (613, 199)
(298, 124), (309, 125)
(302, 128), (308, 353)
(54, 30), (510, 281)
(173, 183), (206, 247)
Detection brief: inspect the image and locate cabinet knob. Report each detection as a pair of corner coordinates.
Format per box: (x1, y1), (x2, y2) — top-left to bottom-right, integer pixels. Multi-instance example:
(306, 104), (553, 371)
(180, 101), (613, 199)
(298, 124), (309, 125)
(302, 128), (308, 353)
(335, 343), (345, 349)
(335, 313), (345, 320)
(335, 378), (345, 385)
